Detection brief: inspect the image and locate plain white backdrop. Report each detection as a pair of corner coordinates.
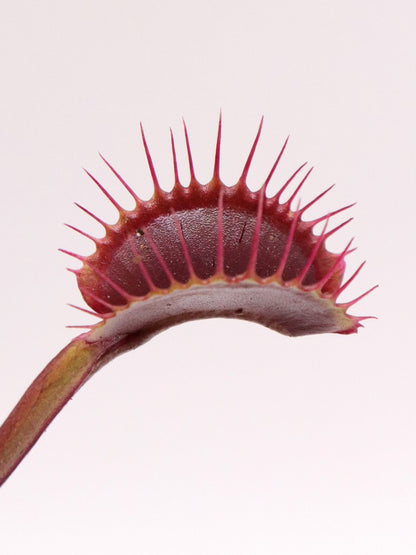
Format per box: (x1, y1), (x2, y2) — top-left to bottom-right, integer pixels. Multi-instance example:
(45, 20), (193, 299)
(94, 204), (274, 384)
(0, 1), (414, 553)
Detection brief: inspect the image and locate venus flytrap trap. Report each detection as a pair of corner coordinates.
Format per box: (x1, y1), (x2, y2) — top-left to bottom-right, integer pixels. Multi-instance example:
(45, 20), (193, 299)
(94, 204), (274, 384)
(0, 115), (376, 486)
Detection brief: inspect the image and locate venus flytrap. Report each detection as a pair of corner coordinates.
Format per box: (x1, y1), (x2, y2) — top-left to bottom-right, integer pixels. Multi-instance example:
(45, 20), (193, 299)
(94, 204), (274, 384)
(0, 116), (376, 486)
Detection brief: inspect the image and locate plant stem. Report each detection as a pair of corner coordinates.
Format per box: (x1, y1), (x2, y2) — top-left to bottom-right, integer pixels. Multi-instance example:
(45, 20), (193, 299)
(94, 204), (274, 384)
(0, 334), (117, 487)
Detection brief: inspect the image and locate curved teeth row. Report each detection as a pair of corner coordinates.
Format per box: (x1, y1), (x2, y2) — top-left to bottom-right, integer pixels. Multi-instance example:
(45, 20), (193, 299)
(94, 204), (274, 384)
(60, 116), (376, 329)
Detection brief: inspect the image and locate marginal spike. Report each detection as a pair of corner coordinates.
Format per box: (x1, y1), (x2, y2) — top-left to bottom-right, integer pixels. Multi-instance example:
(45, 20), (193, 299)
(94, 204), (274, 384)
(238, 116), (264, 184)
(140, 122), (163, 196)
(74, 202), (110, 231)
(338, 285), (379, 309)
(333, 261), (366, 299)
(312, 203), (356, 226)
(247, 183), (266, 274)
(99, 153), (142, 205)
(274, 161), (308, 203)
(297, 217), (330, 285)
(263, 135), (290, 191)
(213, 111), (222, 181)
(323, 217), (353, 240)
(182, 118), (197, 183)
(67, 303), (103, 318)
(83, 169), (123, 212)
(58, 248), (85, 262)
(285, 166), (314, 208)
(216, 186), (225, 274)
(355, 315), (378, 324)
(312, 239), (355, 290)
(64, 223), (97, 243)
(299, 184), (335, 216)
(276, 200), (302, 278)
(170, 128), (181, 187)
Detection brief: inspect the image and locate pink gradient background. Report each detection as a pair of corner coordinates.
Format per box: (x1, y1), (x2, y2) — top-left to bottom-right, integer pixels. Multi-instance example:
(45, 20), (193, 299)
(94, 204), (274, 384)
(0, 1), (414, 553)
